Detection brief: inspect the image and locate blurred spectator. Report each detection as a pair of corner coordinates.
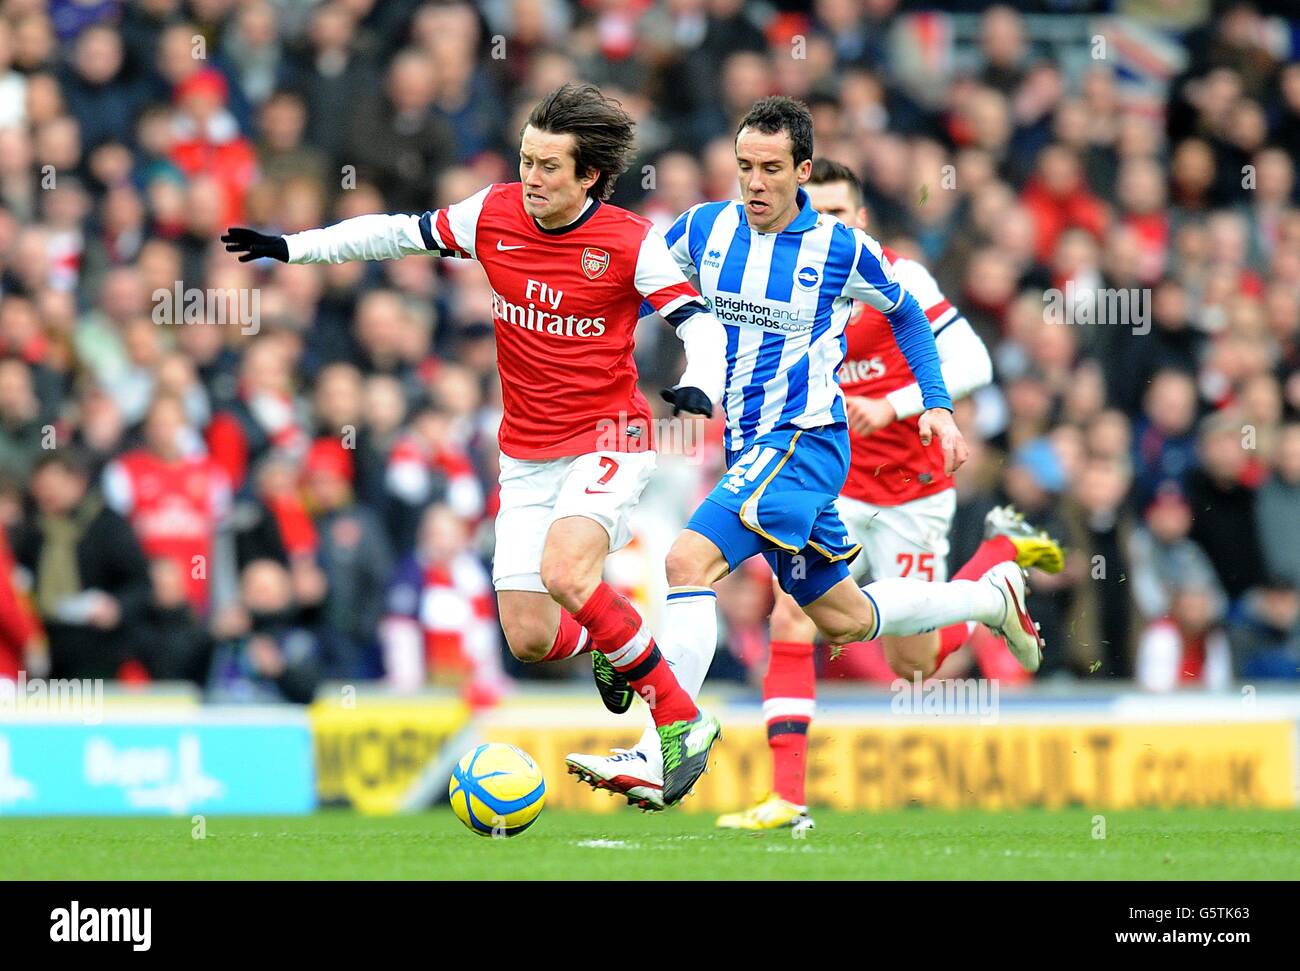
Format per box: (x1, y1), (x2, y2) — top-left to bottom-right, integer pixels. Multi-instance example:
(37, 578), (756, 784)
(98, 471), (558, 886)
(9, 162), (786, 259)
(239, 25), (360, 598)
(1020, 144), (1108, 265)
(0, 511), (43, 681)
(1256, 422), (1300, 586)
(381, 502), (507, 704)
(1132, 369), (1201, 506)
(102, 393), (232, 616)
(386, 400), (484, 555)
(288, 1), (378, 166)
(209, 557), (321, 703)
(206, 334), (309, 491)
(302, 436), (391, 679)
(1136, 577), (1232, 693)
(60, 24), (145, 153)
(0, 358), (46, 482)
(1062, 457), (1135, 677)
(139, 556), (211, 685)
(10, 450), (151, 681)
(168, 67), (259, 228)
(1185, 410), (1266, 599)
(343, 48), (454, 213)
(1128, 479), (1227, 636)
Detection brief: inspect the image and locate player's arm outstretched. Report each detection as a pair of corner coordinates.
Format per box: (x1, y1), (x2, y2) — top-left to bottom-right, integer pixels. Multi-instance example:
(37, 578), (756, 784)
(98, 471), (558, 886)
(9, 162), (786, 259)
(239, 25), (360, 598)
(843, 229), (968, 474)
(223, 187), (489, 264)
(845, 259), (993, 436)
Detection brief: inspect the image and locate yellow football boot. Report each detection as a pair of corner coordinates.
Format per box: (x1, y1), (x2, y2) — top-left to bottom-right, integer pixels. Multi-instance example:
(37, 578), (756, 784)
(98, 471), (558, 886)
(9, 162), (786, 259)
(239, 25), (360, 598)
(716, 794), (814, 832)
(984, 504), (1065, 574)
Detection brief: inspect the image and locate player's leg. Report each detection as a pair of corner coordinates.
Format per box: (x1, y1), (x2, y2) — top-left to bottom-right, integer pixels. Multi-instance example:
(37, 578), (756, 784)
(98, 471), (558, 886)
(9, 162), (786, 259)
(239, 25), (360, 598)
(566, 525), (732, 809)
(795, 486), (1050, 675)
(569, 430), (824, 809)
(492, 453), (589, 663)
(543, 450), (720, 806)
(783, 482), (1045, 672)
(716, 577), (818, 830)
(801, 566), (1044, 675)
(847, 491), (955, 679)
(928, 504), (1065, 670)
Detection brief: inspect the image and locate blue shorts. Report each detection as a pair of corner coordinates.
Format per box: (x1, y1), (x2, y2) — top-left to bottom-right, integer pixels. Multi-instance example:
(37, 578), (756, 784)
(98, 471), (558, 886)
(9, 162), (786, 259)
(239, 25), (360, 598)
(686, 423), (861, 607)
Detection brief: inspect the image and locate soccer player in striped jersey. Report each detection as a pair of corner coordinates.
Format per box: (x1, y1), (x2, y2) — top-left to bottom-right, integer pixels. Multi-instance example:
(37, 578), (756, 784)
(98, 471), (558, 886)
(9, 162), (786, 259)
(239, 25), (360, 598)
(566, 98), (1046, 811)
(223, 83), (729, 805)
(715, 160), (1065, 832)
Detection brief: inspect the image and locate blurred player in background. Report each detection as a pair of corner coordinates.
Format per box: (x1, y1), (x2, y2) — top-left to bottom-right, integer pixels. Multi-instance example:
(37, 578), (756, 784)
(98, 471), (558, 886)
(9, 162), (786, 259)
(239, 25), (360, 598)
(716, 160), (1065, 832)
(567, 98), (1049, 810)
(224, 83), (730, 804)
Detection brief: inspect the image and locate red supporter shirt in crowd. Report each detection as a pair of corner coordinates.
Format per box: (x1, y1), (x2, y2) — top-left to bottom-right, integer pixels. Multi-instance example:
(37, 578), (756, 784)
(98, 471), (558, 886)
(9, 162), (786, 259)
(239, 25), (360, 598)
(103, 451), (231, 613)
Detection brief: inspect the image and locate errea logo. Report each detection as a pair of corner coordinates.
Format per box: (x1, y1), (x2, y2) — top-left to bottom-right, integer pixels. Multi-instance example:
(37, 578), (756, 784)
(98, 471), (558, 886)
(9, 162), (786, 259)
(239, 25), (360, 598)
(796, 266), (820, 290)
(702, 248), (723, 269)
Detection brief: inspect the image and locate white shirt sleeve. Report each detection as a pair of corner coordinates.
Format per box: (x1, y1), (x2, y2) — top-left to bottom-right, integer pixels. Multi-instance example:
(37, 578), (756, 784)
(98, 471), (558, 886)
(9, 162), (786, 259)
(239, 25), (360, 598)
(285, 185), (491, 264)
(635, 227), (727, 405)
(883, 317), (993, 419)
(634, 228), (704, 317)
(673, 312), (728, 405)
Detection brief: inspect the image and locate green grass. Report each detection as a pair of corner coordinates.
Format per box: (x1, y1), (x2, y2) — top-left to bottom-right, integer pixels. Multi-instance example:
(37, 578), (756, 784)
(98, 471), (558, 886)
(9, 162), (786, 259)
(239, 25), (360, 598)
(2, 808), (1297, 880)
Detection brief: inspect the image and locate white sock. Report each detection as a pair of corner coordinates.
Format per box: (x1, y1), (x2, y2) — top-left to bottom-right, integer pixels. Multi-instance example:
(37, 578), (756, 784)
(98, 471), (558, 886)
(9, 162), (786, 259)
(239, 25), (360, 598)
(865, 577), (1005, 639)
(633, 586), (718, 776)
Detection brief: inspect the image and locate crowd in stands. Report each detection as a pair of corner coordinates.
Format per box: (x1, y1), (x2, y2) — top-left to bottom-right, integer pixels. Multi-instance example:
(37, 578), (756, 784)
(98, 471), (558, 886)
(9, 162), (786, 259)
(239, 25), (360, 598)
(0, 0), (1297, 702)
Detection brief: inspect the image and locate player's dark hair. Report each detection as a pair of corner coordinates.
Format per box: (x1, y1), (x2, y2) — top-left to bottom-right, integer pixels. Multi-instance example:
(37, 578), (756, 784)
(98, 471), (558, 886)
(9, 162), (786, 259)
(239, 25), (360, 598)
(807, 158), (864, 208)
(735, 96), (814, 166)
(525, 83), (636, 201)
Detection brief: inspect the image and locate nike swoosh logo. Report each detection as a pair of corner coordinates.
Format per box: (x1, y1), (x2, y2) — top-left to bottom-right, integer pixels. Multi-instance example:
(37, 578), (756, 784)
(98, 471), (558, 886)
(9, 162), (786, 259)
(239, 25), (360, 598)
(584, 488), (612, 495)
(1006, 581), (1040, 643)
(496, 241), (526, 251)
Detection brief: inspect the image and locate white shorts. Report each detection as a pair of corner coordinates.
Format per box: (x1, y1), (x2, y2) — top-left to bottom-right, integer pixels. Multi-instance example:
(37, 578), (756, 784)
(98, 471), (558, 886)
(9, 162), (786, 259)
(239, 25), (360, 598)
(835, 489), (957, 585)
(492, 449), (658, 593)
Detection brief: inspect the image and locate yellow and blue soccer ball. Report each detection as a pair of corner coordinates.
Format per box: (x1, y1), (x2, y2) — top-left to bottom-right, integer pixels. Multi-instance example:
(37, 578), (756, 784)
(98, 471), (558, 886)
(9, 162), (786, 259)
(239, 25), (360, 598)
(449, 743), (546, 837)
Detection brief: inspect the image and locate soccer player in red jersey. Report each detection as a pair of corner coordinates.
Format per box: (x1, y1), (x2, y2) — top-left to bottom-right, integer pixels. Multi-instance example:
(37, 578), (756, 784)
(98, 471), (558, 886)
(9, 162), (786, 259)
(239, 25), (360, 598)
(224, 83), (728, 803)
(102, 394), (233, 617)
(716, 160), (1065, 830)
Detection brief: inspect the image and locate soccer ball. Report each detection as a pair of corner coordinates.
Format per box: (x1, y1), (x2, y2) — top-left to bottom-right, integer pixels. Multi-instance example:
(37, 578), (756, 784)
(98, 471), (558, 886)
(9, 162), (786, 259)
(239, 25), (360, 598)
(449, 743), (546, 837)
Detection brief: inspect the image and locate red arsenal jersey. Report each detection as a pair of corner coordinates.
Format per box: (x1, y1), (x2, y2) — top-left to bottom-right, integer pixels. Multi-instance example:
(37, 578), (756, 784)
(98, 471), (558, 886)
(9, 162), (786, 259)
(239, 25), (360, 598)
(839, 248), (958, 506)
(424, 184), (703, 460)
(103, 451), (231, 612)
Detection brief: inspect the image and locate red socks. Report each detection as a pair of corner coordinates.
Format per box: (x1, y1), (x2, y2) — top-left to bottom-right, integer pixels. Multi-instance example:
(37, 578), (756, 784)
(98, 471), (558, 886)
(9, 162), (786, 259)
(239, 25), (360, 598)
(763, 641), (816, 807)
(541, 611), (591, 662)
(573, 582), (697, 725)
(934, 536), (1017, 667)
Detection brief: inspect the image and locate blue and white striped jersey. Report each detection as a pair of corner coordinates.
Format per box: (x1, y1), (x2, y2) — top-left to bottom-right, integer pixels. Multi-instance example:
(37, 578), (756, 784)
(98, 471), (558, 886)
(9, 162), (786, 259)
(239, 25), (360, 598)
(659, 187), (951, 452)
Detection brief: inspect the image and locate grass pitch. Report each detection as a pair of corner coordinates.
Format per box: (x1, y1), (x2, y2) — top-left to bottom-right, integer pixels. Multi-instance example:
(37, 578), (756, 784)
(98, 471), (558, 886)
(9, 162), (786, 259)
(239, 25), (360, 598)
(2, 808), (1297, 880)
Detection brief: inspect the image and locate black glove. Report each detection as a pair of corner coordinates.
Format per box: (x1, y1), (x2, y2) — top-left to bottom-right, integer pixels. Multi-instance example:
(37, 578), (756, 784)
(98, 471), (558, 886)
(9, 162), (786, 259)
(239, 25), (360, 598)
(222, 227), (289, 263)
(660, 386), (713, 417)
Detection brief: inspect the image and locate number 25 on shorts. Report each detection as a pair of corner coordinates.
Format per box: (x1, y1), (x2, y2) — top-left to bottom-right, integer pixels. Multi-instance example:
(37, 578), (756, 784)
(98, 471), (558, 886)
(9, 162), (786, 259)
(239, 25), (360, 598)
(896, 552), (935, 581)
